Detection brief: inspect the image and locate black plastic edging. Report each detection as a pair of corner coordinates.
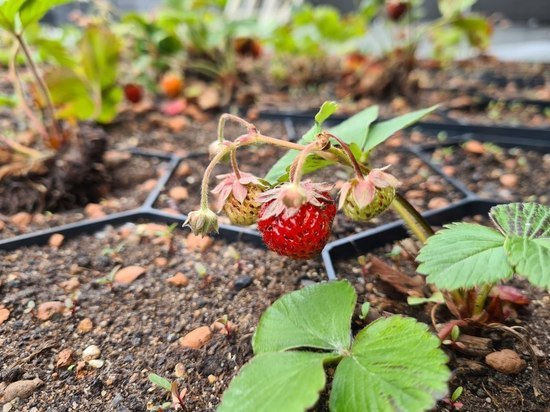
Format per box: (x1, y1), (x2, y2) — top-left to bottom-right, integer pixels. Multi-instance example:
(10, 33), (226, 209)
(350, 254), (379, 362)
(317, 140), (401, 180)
(321, 199), (501, 280)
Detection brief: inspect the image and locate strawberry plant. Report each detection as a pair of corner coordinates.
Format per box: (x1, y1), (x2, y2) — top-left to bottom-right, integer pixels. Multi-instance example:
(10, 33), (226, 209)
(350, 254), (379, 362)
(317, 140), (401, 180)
(0, 0), (117, 213)
(342, 0), (492, 99)
(218, 280), (450, 411)
(185, 102), (438, 257)
(416, 202), (549, 337)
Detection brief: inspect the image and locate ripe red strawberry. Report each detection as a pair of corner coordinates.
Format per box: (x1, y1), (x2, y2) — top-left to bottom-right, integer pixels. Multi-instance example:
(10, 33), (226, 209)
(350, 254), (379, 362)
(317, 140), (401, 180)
(339, 167), (400, 222)
(211, 172), (267, 226)
(386, 1), (409, 21)
(124, 83), (143, 104)
(257, 181), (336, 259)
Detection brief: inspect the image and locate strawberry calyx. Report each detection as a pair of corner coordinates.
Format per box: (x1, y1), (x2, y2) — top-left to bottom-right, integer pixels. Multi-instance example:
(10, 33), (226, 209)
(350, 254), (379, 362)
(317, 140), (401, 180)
(211, 172), (267, 212)
(339, 166), (400, 210)
(258, 180), (333, 220)
(183, 207), (219, 236)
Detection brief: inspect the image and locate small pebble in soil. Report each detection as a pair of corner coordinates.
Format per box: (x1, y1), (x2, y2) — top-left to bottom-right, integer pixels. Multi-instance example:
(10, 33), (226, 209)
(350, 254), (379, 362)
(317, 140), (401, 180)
(82, 345), (101, 361)
(485, 349), (526, 375)
(234, 275), (253, 291)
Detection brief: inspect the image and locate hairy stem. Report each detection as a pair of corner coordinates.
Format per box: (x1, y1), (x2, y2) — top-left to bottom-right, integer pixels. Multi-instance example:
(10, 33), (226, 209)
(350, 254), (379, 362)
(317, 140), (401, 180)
(200, 145), (233, 210)
(9, 44), (49, 143)
(15, 33), (63, 141)
(325, 132), (364, 180)
(290, 141), (322, 185)
(217, 113), (257, 143)
(391, 194), (434, 244)
(0, 134), (45, 159)
(473, 283), (494, 316)
(230, 149), (241, 179)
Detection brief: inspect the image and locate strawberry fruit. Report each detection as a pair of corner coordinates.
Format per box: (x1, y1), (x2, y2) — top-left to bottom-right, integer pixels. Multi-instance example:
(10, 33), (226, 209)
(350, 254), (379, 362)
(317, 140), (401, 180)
(339, 167), (400, 222)
(124, 83), (143, 104)
(160, 73), (184, 98)
(342, 186), (396, 221)
(257, 181), (336, 259)
(211, 172), (266, 226)
(386, 1), (409, 21)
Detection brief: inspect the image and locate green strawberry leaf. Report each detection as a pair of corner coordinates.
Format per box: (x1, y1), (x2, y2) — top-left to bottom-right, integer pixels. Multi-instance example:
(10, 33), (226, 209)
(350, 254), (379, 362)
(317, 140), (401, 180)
(407, 291), (445, 306)
(505, 236), (550, 290)
(315, 100), (339, 124)
(253, 280), (355, 354)
(18, 0), (75, 31)
(330, 316), (450, 412)
(44, 67), (95, 120)
(363, 105), (438, 153)
(0, 0), (26, 32)
(490, 202), (550, 239)
(264, 105), (377, 184)
(79, 25), (121, 88)
(438, 0), (476, 19)
(264, 103), (327, 184)
(416, 223), (513, 290)
(218, 352), (333, 412)
(148, 373), (172, 391)
(328, 105), (378, 151)
(0, 93), (17, 107)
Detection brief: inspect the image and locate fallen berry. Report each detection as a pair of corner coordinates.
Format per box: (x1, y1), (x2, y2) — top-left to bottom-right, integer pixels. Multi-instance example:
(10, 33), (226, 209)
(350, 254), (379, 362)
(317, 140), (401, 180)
(160, 73), (184, 98)
(123, 83), (143, 104)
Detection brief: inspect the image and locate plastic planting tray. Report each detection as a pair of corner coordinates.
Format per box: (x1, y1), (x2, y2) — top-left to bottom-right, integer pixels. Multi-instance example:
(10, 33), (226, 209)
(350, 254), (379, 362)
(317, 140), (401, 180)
(1, 113), (549, 281)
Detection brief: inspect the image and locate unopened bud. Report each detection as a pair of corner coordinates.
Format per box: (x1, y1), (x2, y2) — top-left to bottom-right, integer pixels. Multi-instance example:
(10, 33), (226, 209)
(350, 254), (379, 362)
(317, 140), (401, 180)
(183, 208), (219, 236)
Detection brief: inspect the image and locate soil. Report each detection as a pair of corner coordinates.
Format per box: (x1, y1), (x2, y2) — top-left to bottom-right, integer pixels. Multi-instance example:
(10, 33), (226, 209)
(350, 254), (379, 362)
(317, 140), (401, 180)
(1, 153), (169, 239)
(429, 143), (550, 204)
(0, 222), (326, 411)
(0, 126), (107, 216)
(444, 100), (550, 129)
(334, 222), (550, 412)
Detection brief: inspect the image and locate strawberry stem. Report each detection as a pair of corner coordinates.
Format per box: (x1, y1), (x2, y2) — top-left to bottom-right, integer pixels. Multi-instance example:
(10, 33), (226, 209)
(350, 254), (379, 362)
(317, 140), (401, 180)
(290, 141), (323, 185)
(9, 44), (50, 144)
(325, 133), (365, 181)
(15, 33), (63, 146)
(217, 114), (257, 143)
(230, 149), (241, 179)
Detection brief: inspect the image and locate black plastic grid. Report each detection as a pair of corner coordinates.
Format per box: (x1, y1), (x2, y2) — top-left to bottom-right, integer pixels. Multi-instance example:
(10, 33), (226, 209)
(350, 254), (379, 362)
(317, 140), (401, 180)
(1, 113), (549, 282)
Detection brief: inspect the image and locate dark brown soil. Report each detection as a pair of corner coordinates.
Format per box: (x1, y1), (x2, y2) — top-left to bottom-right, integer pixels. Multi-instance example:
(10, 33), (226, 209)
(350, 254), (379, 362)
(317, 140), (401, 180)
(1, 153), (168, 239)
(429, 143), (550, 204)
(0, 222), (325, 411)
(0, 126), (107, 215)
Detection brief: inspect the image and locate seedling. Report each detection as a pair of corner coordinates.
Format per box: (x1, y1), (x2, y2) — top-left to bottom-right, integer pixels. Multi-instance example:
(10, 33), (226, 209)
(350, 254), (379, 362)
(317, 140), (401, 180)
(148, 373), (187, 411)
(218, 281), (450, 411)
(95, 265), (121, 286)
(417, 202), (549, 338)
(442, 386), (464, 411)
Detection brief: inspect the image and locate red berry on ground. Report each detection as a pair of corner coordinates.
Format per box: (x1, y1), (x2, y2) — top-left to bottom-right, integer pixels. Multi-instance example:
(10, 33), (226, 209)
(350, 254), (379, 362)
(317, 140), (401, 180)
(160, 73), (184, 98)
(124, 83), (143, 104)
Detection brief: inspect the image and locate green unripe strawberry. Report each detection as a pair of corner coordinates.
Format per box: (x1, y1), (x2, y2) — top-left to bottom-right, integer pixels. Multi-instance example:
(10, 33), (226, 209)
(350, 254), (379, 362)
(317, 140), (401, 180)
(342, 186), (396, 221)
(339, 167), (400, 222)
